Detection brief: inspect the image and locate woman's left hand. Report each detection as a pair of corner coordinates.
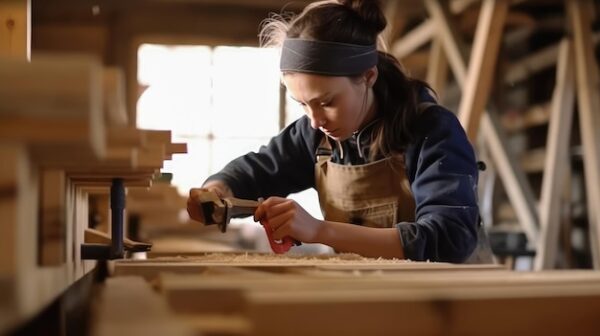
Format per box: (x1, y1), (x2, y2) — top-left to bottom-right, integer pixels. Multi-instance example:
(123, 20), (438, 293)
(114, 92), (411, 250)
(254, 197), (324, 243)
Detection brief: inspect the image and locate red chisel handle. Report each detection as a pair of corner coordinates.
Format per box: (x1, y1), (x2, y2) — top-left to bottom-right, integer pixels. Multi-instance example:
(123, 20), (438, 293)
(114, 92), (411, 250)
(260, 218), (296, 254)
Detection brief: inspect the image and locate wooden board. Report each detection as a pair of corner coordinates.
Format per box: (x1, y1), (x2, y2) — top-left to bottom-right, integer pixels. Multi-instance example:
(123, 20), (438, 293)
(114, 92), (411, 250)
(0, 0), (30, 59)
(456, 0), (508, 141)
(38, 169), (66, 266)
(0, 144), (96, 333)
(155, 269), (600, 335)
(534, 39), (576, 270)
(0, 54), (106, 158)
(102, 67), (128, 126)
(113, 253), (501, 281)
(568, 0), (600, 269)
(92, 276), (193, 336)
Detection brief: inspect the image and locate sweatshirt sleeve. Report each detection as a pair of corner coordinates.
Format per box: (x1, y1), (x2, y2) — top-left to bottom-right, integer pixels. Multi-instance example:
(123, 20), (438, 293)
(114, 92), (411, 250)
(396, 108), (479, 263)
(204, 116), (320, 200)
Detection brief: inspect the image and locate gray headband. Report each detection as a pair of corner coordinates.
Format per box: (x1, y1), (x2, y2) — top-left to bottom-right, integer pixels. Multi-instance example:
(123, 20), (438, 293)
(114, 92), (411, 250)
(280, 38), (378, 76)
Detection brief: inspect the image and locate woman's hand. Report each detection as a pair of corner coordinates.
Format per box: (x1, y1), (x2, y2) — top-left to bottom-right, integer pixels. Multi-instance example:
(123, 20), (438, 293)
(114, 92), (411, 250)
(254, 197), (325, 243)
(186, 181), (233, 223)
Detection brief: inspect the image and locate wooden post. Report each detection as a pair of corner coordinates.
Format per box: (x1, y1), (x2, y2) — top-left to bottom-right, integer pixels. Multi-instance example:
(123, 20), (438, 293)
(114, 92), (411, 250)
(426, 36), (449, 100)
(534, 39), (576, 270)
(424, 0), (470, 86)
(0, 0), (30, 60)
(456, 0), (509, 141)
(567, 0), (600, 269)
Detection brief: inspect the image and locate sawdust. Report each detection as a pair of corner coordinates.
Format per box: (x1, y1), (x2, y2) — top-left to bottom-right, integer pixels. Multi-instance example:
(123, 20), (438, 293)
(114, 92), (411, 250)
(148, 252), (418, 264)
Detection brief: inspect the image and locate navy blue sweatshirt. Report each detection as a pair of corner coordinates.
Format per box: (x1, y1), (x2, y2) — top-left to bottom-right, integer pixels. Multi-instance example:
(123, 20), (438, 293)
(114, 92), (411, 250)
(205, 92), (479, 263)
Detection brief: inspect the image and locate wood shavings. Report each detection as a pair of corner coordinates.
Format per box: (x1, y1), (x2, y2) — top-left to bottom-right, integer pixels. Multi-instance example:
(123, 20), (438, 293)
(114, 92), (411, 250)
(147, 252), (416, 264)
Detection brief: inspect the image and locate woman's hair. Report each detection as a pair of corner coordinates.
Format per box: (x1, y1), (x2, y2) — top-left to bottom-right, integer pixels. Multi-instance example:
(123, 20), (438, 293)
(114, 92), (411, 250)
(260, 0), (433, 161)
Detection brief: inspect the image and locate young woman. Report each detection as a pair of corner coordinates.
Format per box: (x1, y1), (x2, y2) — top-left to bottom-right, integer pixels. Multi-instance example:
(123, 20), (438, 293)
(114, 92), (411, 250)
(187, 0), (493, 263)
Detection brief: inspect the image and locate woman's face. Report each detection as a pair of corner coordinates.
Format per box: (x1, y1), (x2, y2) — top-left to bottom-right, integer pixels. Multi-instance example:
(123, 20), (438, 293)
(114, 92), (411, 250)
(282, 70), (376, 141)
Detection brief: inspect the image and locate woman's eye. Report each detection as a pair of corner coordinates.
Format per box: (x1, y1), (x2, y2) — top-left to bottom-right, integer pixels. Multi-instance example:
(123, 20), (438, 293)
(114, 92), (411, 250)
(320, 101), (332, 107)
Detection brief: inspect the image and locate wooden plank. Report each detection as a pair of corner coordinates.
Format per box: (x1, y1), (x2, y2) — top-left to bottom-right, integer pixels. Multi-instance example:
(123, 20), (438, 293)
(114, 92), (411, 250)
(505, 32), (600, 85)
(137, 145), (166, 169)
(0, 0), (30, 59)
(103, 67), (128, 126)
(568, 0), (600, 269)
(92, 276), (192, 336)
(32, 145), (136, 169)
(38, 169), (66, 266)
(144, 130), (171, 145)
(247, 289), (600, 335)
(166, 143), (188, 155)
(381, 0), (405, 48)
(0, 55), (106, 157)
(426, 36), (449, 99)
(534, 39), (576, 270)
(390, 19), (435, 59)
(456, 0), (508, 141)
(480, 112), (539, 244)
(157, 271), (600, 335)
(71, 179), (153, 188)
(159, 270), (600, 292)
(107, 126), (145, 147)
(0, 144), (96, 333)
(114, 254), (501, 281)
(424, 0), (470, 86)
(0, 145), (22, 282)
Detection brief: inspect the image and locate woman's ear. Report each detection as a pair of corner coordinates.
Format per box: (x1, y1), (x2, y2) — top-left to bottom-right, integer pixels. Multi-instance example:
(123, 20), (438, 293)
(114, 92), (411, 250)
(364, 66), (378, 87)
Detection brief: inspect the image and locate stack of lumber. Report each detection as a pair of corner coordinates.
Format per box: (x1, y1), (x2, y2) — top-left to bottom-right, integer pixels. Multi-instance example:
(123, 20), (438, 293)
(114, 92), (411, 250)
(87, 252), (600, 335)
(0, 54), (187, 333)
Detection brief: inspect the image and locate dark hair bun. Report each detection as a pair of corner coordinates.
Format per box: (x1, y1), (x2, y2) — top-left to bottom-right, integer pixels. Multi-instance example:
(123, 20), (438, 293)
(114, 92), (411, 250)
(339, 0), (387, 34)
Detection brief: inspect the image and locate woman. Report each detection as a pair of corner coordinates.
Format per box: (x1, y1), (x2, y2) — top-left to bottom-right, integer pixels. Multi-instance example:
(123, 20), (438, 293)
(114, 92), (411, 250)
(187, 0), (491, 263)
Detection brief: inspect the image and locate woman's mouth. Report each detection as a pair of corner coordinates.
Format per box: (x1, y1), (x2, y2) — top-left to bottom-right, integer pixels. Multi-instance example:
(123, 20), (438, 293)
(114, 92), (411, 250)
(321, 128), (338, 135)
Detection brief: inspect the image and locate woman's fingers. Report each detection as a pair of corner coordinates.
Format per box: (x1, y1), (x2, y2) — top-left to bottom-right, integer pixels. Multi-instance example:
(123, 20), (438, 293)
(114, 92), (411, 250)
(265, 199), (295, 221)
(267, 209), (296, 231)
(271, 220), (293, 241)
(254, 196), (287, 221)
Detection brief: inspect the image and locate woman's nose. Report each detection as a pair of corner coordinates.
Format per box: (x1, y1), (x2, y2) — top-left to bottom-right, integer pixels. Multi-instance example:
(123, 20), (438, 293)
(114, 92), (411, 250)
(307, 108), (325, 129)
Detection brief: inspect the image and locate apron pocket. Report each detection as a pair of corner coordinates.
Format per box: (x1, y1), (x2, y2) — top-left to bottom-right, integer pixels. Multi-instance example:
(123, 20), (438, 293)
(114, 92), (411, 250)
(343, 200), (398, 228)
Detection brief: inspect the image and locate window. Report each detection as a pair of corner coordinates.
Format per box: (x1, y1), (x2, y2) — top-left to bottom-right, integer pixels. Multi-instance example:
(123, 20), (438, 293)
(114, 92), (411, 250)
(137, 44), (322, 222)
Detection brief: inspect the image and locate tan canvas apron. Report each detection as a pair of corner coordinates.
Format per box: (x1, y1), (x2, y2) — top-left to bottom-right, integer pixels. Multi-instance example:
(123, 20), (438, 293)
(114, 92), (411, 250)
(314, 103), (495, 263)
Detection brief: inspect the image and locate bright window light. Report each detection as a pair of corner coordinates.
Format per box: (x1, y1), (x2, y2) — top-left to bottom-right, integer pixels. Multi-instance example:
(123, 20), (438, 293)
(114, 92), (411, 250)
(137, 43), (322, 221)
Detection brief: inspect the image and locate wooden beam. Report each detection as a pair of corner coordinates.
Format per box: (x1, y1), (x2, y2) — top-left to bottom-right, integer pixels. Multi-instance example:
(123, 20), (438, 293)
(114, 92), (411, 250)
(426, 36), (449, 99)
(381, 0), (404, 49)
(103, 67), (129, 126)
(457, 0), (508, 141)
(424, 0), (470, 86)
(392, 0), (481, 61)
(390, 19), (435, 59)
(0, 55), (106, 157)
(505, 32), (600, 85)
(39, 169), (67, 266)
(568, 0), (600, 269)
(92, 276), (192, 336)
(534, 39), (576, 270)
(428, 0), (539, 244)
(0, 0), (30, 59)
(480, 113), (539, 244)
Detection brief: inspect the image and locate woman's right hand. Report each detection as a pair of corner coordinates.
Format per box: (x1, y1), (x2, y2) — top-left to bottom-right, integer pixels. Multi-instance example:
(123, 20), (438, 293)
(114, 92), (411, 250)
(186, 181), (233, 224)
